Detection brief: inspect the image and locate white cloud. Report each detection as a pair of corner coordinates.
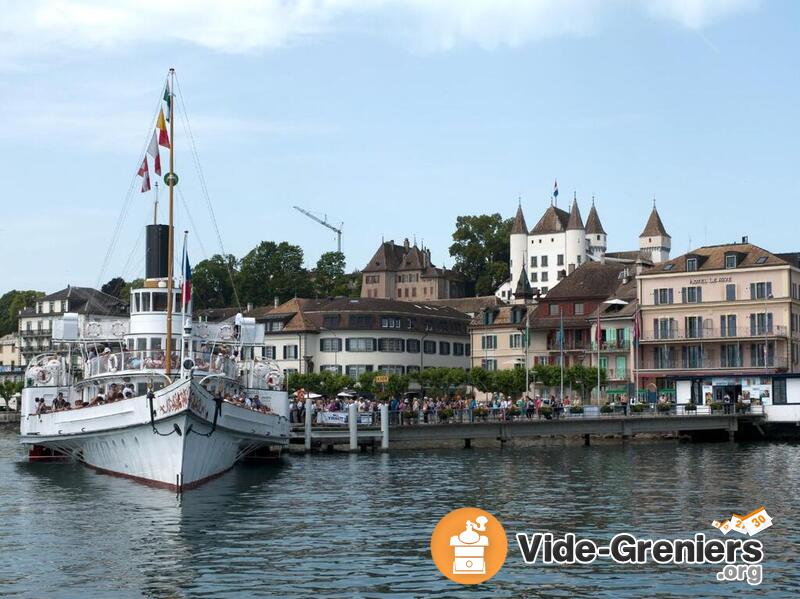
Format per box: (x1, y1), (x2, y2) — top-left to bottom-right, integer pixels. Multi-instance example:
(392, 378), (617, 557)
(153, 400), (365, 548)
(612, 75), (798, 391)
(644, 0), (760, 30)
(0, 0), (760, 64)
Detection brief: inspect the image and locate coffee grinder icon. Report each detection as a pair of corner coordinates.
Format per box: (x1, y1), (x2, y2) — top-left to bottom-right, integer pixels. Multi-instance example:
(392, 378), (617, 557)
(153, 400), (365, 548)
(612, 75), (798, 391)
(449, 515), (489, 575)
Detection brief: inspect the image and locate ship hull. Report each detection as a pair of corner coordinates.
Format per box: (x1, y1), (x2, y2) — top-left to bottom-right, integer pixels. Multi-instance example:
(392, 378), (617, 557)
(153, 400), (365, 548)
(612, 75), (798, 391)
(20, 379), (290, 491)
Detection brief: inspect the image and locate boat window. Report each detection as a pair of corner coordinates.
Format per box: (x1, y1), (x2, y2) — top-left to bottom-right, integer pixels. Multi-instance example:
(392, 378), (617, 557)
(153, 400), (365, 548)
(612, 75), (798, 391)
(141, 293), (151, 312)
(150, 337), (162, 350)
(153, 292), (168, 312)
(136, 338), (146, 351)
(133, 293), (140, 313)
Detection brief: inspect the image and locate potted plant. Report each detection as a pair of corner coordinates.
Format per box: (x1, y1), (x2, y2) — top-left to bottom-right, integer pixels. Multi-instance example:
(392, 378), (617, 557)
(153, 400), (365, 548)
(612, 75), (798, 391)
(474, 406), (489, 421)
(685, 401), (697, 412)
(569, 405), (584, 414)
(438, 407), (454, 422)
(631, 403), (645, 413)
(656, 402), (671, 413)
(539, 405), (553, 419)
(709, 401), (722, 412)
(736, 401), (748, 413)
(402, 409), (419, 423)
(600, 403), (613, 414)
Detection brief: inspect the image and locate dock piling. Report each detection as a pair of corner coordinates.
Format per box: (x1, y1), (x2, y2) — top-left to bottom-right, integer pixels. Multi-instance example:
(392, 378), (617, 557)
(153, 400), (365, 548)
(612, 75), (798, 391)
(304, 396), (312, 452)
(380, 403), (389, 451)
(348, 403), (358, 452)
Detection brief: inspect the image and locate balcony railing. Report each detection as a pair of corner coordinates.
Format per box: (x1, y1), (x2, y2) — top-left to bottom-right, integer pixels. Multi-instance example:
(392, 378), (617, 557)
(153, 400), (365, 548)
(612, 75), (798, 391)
(546, 341), (592, 351)
(605, 369), (631, 380)
(640, 357), (788, 371)
(641, 326), (788, 342)
(84, 350), (237, 378)
(592, 340), (631, 351)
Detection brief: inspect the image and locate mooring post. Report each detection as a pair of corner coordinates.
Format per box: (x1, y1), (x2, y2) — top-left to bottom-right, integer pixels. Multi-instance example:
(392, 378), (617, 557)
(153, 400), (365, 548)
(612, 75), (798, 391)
(464, 438), (472, 449)
(380, 403), (389, 451)
(584, 433), (590, 446)
(349, 402), (358, 452)
(304, 396), (312, 452)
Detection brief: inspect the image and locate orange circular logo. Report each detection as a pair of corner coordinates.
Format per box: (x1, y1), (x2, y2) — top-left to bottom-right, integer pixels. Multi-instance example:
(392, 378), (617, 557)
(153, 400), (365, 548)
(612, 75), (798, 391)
(430, 507), (507, 585)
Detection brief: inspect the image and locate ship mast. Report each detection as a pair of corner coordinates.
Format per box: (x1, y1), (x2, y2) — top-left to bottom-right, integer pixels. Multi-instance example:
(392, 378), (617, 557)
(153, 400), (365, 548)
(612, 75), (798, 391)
(165, 68), (176, 375)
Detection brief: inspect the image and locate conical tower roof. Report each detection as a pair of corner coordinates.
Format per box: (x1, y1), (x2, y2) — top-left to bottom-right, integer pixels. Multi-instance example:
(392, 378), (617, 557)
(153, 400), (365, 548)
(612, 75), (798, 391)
(514, 267), (533, 300)
(566, 196), (584, 230)
(511, 204), (528, 235)
(585, 201), (606, 235)
(640, 205), (670, 238)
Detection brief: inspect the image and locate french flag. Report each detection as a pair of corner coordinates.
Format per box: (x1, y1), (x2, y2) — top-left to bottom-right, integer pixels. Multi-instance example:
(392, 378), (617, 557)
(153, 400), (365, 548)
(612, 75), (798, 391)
(182, 251), (192, 311)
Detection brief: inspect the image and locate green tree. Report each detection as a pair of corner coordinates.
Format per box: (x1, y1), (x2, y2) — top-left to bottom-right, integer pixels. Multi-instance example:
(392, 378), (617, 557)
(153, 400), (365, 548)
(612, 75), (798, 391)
(193, 254), (239, 309)
(357, 370), (378, 394)
(101, 277), (126, 299)
(449, 213), (512, 295)
(385, 374), (409, 398)
(239, 241), (312, 306)
(0, 380), (23, 411)
(567, 365), (607, 401)
(0, 290), (44, 336)
(348, 270), (363, 298)
(314, 251), (349, 297)
(119, 278), (144, 302)
(470, 367), (491, 393)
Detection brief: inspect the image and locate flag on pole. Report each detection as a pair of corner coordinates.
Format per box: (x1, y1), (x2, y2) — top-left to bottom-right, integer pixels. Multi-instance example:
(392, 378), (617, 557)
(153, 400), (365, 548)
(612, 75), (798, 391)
(553, 179), (559, 199)
(138, 156), (151, 192)
(596, 308), (602, 346)
(163, 82), (171, 122)
(147, 130), (162, 176)
(157, 108), (170, 148)
(182, 250), (192, 311)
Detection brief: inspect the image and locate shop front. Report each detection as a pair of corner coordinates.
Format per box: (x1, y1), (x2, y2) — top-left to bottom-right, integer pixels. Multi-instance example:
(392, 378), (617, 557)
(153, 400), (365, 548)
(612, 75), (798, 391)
(675, 376), (773, 405)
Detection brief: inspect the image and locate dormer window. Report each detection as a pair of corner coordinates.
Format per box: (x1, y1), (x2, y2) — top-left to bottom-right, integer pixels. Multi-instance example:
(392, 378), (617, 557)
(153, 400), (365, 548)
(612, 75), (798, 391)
(686, 257), (698, 271)
(725, 254), (737, 269)
(482, 310), (496, 325)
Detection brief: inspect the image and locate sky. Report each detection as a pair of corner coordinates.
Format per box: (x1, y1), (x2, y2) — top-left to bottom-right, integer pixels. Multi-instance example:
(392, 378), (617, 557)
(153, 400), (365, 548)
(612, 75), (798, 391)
(0, 0), (798, 293)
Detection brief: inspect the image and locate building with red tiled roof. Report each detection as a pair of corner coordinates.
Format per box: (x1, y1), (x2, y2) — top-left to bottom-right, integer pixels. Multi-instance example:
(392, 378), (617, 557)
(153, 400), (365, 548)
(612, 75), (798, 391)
(361, 238), (467, 302)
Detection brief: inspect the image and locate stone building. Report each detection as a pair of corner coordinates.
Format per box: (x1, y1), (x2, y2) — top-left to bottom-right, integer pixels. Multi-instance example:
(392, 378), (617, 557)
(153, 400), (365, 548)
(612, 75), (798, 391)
(361, 239), (466, 301)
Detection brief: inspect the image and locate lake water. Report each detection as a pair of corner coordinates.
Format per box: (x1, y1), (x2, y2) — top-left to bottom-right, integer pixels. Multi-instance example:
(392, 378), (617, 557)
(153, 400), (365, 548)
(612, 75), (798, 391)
(0, 428), (798, 598)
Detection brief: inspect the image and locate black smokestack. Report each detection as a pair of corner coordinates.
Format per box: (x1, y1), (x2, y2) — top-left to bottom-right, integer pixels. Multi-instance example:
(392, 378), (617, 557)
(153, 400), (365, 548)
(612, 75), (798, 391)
(146, 224), (170, 279)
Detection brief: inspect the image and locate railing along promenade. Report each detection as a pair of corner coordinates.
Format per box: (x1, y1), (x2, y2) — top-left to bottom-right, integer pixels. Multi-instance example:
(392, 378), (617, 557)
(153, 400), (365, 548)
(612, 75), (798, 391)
(292, 403), (765, 451)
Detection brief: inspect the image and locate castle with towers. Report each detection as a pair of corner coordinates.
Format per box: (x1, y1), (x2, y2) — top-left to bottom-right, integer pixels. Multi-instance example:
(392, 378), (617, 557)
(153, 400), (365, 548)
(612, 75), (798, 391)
(498, 193), (671, 302)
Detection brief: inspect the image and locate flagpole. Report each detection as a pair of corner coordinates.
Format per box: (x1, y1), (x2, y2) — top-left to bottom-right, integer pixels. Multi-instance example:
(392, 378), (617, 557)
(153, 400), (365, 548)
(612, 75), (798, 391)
(559, 306), (564, 401)
(180, 230), (187, 379)
(165, 68), (176, 376)
(153, 181), (159, 225)
(597, 309), (601, 404)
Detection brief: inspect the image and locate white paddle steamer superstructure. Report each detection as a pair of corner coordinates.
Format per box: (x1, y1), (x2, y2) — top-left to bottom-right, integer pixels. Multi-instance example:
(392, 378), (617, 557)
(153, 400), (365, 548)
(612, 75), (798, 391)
(19, 70), (290, 491)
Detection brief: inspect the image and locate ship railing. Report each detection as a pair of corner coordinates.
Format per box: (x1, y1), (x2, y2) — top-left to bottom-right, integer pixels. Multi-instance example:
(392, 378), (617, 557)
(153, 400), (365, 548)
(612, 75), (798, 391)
(84, 350), (237, 379)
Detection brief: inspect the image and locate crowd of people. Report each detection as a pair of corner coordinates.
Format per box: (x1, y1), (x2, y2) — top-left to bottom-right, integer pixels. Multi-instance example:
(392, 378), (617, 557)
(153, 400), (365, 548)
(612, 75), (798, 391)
(215, 390), (273, 414)
(287, 392), (592, 424)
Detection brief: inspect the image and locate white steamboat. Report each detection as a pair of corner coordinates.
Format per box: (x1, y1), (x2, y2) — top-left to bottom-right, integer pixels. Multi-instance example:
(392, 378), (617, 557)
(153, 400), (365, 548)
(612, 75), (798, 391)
(19, 70), (290, 491)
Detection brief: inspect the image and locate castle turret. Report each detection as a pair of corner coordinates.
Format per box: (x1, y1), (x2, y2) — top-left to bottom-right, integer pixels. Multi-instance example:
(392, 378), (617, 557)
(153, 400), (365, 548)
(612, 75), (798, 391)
(639, 201), (671, 263)
(585, 198), (607, 260)
(509, 203), (528, 296)
(564, 194), (586, 277)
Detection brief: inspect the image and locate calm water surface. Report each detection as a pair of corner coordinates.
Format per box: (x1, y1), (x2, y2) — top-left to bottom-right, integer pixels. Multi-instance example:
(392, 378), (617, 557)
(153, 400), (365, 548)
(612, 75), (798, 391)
(0, 429), (798, 598)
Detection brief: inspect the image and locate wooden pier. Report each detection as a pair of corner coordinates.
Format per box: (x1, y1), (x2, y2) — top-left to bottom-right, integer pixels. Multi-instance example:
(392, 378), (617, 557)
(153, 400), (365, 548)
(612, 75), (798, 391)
(291, 399), (766, 452)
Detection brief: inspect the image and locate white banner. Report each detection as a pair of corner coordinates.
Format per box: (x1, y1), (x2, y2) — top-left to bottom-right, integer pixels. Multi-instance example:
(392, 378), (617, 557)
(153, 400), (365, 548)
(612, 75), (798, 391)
(316, 411), (374, 425)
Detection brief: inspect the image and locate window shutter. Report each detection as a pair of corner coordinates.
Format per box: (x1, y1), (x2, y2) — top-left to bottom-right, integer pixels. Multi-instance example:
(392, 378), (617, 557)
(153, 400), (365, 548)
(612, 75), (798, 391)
(767, 282), (773, 297)
(750, 314), (756, 335)
(653, 318), (658, 339)
(668, 288), (674, 304)
(750, 283), (756, 299)
(697, 287), (702, 302)
(681, 288), (686, 303)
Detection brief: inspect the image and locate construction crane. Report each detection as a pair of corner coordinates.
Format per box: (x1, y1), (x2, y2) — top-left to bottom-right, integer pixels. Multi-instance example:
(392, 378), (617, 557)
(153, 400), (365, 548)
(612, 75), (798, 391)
(293, 205), (343, 253)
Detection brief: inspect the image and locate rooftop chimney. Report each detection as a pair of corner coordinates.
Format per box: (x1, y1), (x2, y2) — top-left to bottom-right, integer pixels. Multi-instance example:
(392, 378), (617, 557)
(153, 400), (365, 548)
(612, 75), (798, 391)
(742, 235), (748, 244)
(273, 296), (279, 308)
(246, 302), (253, 312)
